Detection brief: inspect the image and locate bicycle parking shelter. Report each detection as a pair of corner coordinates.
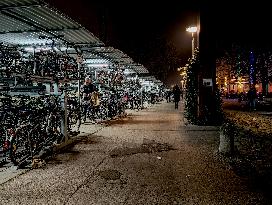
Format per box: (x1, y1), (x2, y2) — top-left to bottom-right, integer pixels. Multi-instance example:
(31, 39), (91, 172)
(0, 0), (164, 168)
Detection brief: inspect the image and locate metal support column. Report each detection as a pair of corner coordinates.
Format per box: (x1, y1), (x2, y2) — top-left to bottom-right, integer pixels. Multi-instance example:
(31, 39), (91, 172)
(53, 83), (58, 95)
(33, 47), (36, 75)
(192, 32), (195, 58)
(61, 90), (68, 142)
(77, 60), (81, 132)
(140, 88), (144, 109)
(58, 81), (68, 142)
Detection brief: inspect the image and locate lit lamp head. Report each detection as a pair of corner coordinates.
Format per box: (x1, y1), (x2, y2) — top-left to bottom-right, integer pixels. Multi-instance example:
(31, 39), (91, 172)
(186, 26), (198, 57)
(186, 26), (197, 33)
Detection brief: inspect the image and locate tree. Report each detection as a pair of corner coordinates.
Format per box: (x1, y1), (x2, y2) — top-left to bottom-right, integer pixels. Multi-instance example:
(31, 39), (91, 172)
(184, 49), (200, 124)
(255, 50), (272, 96)
(217, 43), (272, 96)
(143, 37), (182, 84)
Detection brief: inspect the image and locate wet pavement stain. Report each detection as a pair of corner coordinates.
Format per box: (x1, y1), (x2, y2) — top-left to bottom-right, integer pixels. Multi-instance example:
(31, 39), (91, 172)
(76, 135), (104, 145)
(97, 169), (122, 180)
(49, 150), (81, 164)
(142, 139), (174, 153)
(109, 140), (174, 158)
(47, 159), (63, 165)
(78, 138), (99, 145)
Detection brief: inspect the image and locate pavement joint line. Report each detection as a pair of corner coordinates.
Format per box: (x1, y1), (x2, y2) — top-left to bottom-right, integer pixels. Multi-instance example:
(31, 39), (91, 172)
(63, 157), (107, 205)
(185, 130), (219, 132)
(127, 129), (186, 131)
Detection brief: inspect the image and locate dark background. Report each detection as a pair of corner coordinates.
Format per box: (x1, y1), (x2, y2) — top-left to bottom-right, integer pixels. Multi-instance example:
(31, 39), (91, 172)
(46, 1), (272, 87)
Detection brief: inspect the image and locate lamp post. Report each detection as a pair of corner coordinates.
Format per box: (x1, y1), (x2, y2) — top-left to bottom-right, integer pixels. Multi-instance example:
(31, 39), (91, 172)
(186, 26), (198, 58)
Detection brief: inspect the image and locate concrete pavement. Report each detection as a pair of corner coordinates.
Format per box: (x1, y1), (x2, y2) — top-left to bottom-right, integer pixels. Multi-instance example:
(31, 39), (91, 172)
(0, 101), (270, 204)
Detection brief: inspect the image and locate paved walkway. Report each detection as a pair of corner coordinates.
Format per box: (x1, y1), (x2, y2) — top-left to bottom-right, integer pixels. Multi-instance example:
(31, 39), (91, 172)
(0, 101), (270, 204)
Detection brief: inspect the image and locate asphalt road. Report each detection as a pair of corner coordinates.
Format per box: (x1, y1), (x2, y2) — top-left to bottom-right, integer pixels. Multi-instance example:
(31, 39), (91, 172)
(0, 101), (270, 205)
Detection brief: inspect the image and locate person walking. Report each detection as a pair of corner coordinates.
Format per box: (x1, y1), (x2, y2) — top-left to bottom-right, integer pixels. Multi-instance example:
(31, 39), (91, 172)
(166, 90), (172, 103)
(180, 88), (184, 100)
(80, 77), (96, 122)
(247, 85), (257, 111)
(81, 77), (95, 98)
(172, 84), (181, 109)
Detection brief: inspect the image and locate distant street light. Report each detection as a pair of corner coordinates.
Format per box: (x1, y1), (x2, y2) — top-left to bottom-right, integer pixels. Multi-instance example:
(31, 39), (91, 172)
(186, 26), (198, 58)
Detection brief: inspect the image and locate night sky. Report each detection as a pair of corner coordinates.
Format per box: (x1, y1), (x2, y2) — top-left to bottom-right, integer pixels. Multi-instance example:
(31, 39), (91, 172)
(46, 1), (272, 86)
(215, 2), (272, 52)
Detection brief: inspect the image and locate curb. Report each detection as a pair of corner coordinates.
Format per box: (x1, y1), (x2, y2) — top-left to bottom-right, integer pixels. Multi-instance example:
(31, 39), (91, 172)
(185, 125), (220, 131)
(0, 110), (139, 185)
(0, 165), (30, 185)
(0, 126), (105, 186)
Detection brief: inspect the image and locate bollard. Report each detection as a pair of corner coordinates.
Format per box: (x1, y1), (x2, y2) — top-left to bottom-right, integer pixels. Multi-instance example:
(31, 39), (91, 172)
(219, 123), (234, 155)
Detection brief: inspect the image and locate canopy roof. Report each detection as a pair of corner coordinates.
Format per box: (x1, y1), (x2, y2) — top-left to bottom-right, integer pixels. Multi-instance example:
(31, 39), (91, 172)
(0, 0), (160, 82)
(0, 0), (103, 47)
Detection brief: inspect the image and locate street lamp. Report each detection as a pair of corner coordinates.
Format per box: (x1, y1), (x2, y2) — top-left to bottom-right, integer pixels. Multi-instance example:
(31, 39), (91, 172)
(186, 26), (198, 58)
